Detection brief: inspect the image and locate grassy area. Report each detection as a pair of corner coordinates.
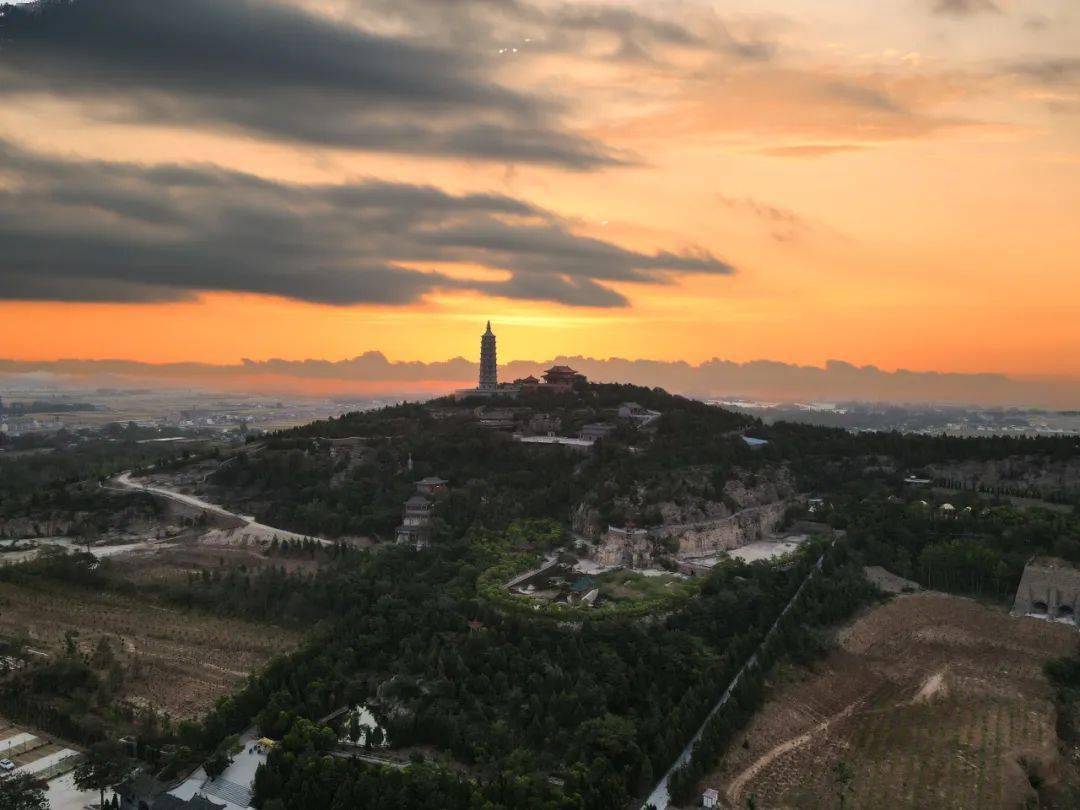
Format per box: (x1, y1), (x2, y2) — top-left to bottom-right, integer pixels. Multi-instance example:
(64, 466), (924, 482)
(595, 569), (698, 602)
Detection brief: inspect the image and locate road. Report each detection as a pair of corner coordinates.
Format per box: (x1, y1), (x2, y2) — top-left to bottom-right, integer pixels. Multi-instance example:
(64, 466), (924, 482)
(110, 471), (329, 546)
(641, 548), (828, 809)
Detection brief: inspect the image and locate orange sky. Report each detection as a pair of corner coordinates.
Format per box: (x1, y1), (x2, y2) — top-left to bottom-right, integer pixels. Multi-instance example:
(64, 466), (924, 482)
(2, 0), (1079, 379)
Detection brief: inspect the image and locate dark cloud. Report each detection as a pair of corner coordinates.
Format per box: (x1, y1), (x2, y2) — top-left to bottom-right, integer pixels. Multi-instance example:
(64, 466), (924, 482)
(0, 0), (622, 168)
(1010, 57), (1080, 86)
(0, 140), (733, 307)
(353, 0), (774, 64)
(824, 82), (907, 114)
(932, 0), (1001, 15)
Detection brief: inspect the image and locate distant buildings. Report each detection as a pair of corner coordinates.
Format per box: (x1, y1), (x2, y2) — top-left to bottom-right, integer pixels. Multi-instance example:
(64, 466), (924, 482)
(617, 402), (661, 427)
(514, 434), (594, 451)
(455, 321), (590, 399)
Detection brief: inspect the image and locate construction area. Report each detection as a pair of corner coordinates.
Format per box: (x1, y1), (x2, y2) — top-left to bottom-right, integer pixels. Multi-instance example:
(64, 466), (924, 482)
(695, 591), (1079, 809)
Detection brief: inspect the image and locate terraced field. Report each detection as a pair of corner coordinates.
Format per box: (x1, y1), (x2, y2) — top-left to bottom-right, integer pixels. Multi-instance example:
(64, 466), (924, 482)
(696, 591), (1079, 809)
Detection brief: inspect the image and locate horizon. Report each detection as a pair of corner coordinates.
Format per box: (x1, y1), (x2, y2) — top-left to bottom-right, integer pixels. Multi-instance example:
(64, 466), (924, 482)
(4, 336), (1080, 408)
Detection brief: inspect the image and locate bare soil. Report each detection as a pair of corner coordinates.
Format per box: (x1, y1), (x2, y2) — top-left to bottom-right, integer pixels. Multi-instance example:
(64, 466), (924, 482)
(697, 592), (1080, 809)
(0, 580), (300, 718)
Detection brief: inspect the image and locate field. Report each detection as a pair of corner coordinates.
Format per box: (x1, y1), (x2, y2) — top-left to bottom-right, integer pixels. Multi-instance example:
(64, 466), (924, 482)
(107, 540), (327, 588)
(0, 578), (300, 718)
(696, 592), (1080, 809)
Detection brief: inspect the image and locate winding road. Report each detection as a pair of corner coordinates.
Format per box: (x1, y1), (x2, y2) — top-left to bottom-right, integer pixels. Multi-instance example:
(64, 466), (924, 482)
(110, 471), (329, 545)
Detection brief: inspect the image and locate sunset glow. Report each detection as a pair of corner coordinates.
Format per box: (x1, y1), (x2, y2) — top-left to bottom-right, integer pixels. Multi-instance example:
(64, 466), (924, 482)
(1, 0), (1079, 394)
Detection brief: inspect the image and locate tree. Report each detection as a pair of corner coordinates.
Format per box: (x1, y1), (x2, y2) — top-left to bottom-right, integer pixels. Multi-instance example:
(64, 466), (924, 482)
(832, 760), (854, 809)
(0, 773), (48, 810)
(205, 734), (241, 781)
(73, 741), (128, 810)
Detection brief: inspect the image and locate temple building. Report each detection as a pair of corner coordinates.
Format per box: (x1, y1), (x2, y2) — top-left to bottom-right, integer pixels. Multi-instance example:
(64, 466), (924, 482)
(395, 494), (435, 549)
(542, 365), (585, 393)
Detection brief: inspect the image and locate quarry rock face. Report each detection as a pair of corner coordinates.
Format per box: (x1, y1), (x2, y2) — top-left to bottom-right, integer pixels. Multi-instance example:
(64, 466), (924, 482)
(593, 499), (790, 565)
(664, 501), (789, 558)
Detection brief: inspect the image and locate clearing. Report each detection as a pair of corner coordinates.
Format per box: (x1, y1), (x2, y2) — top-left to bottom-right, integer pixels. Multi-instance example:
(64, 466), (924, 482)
(695, 591), (1080, 809)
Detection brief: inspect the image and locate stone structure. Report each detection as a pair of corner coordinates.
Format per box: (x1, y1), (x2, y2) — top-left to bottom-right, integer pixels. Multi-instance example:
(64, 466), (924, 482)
(596, 525), (652, 567)
(479, 321), (498, 390)
(1011, 556), (1080, 625)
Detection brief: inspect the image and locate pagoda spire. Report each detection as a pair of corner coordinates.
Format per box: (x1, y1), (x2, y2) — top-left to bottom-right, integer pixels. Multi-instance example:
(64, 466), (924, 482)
(479, 320), (498, 389)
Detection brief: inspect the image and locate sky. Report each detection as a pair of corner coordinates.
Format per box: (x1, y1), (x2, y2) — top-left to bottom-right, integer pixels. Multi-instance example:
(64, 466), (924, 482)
(0, 0), (1079, 397)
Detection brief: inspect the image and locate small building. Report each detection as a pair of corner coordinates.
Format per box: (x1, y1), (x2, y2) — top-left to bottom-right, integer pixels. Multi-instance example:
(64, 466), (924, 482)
(395, 494), (435, 549)
(1012, 557), (1080, 626)
(617, 402), (662, 426)
(742, 436), (769, 449)
(415, 476), (448, 496)
(702, 788), (719, 808)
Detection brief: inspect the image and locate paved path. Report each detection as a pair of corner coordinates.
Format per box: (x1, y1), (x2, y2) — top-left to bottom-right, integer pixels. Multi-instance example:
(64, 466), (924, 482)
(641, 548), (829, 809)
(110, 472), (329, 546)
